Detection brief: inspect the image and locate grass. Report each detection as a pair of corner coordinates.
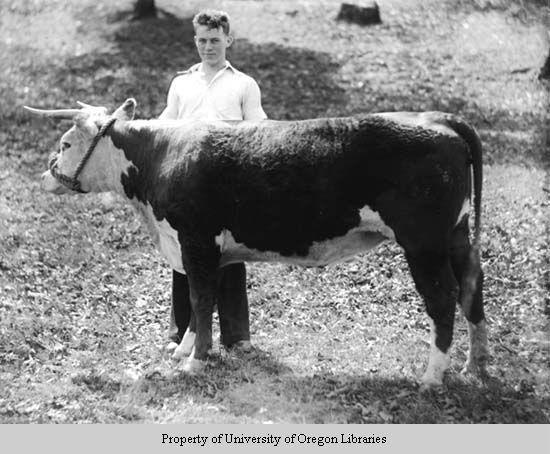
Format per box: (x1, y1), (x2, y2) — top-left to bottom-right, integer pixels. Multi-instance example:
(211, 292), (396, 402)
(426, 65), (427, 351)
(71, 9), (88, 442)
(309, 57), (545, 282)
(0, 0), (548, 423)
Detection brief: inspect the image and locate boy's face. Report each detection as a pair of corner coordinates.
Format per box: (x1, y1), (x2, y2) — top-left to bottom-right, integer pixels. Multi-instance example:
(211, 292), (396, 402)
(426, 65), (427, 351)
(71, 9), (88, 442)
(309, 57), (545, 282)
(194, 25), (233, 68)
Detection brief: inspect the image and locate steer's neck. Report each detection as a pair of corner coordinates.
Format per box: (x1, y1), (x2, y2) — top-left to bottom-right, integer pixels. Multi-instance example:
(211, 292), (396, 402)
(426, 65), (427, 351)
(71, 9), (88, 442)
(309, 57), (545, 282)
(104, 120), (172, 202)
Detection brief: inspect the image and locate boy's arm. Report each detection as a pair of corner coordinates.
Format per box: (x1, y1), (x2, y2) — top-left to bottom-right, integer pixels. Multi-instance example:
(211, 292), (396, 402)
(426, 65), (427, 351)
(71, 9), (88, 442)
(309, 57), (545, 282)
(242, 78), (267, 121)
(159, 79), (180, 120)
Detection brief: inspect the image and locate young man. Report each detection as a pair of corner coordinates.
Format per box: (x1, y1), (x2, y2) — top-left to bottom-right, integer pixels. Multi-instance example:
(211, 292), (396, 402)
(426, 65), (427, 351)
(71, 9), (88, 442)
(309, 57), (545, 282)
(159, 10), (267, 357)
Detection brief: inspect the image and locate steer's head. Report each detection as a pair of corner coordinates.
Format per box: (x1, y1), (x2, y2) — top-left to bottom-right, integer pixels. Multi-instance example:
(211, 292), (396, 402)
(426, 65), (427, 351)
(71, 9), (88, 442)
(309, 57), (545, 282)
(24, 98), (137, 194)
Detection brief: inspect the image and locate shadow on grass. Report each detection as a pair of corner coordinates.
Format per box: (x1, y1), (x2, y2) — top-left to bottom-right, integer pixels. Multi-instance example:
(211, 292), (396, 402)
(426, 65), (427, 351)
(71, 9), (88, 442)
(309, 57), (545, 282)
(58, 7), (348, 120)
(121, 346), (549, 423)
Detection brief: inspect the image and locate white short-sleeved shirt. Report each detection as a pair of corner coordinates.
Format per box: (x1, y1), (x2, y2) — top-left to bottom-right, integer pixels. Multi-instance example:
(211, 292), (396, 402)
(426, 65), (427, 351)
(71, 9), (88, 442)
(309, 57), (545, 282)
(160, 61), (267, 121)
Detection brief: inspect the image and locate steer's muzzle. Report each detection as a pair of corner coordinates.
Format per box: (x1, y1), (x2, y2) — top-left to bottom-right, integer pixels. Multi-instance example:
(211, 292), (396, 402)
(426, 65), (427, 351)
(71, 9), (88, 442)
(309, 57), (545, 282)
(41, 169), (69, 194)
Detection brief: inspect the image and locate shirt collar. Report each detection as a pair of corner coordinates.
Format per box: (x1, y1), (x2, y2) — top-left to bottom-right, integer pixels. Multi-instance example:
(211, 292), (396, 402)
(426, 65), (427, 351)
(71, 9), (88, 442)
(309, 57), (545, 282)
(193, 60), (235, 74)
(225, 61), (236, 72)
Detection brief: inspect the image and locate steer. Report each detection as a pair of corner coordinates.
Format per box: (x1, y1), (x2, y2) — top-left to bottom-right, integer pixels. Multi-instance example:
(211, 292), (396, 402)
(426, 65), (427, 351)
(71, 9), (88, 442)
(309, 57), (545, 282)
(25, 98), (488, 388)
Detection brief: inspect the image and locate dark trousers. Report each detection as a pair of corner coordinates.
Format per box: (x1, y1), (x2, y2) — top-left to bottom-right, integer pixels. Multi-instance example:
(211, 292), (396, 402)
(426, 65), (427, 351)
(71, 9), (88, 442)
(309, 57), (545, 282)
(168, 263), (250, 347)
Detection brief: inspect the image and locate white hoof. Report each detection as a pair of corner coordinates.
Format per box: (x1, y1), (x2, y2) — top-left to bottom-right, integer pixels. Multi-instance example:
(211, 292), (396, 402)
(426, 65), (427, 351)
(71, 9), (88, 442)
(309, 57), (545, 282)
(182, 357), (207, 375)
(172, 329), (195, 360)
(421, 353), (450, 389)
(420, 374), (444, 392)
(165, 341), (178, 353)
(172, 344), (192, 361)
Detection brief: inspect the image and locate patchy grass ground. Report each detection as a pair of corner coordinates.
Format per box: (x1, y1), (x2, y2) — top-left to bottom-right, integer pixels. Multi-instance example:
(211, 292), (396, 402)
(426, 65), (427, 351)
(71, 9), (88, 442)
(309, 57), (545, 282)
(0, 0), (548, 423)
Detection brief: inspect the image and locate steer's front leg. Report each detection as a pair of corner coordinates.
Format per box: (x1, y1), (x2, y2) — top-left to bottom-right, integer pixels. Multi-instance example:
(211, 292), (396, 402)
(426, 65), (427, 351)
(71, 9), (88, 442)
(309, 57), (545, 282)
(179, 243), (220, 375)
(182, 283), (215, 374)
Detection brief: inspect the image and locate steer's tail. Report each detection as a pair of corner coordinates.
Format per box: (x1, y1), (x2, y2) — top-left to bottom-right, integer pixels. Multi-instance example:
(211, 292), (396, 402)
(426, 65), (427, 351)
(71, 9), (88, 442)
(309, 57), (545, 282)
(444, 115), (483, 316)
(445, 115), (482, 251)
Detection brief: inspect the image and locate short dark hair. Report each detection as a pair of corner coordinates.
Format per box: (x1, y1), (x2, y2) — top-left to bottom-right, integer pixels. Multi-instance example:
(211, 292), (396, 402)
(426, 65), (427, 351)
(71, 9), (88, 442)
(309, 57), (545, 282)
(192, 10), (230, 34)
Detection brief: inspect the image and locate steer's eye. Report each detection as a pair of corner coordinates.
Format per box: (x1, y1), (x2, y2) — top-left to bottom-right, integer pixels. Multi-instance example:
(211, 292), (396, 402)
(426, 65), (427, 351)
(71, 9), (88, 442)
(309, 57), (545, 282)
(61, 142), (71, 150)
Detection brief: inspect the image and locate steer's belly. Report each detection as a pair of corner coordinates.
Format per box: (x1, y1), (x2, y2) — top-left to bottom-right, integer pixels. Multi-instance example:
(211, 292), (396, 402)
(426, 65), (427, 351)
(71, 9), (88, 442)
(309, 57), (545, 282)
(217, 229), (389, 267)
(216, 205), (396, 267)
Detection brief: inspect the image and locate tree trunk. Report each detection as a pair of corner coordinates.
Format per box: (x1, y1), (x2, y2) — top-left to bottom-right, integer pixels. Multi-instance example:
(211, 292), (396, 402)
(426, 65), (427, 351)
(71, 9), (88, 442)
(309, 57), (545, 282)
(133, 0), (157, 19)
(336, 2), (382, 26)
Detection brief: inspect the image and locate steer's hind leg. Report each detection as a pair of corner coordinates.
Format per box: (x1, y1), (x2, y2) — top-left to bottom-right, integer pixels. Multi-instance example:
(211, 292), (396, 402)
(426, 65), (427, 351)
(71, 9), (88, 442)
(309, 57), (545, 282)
(450, 218), (488, 378)
(406, 250), (459, 388)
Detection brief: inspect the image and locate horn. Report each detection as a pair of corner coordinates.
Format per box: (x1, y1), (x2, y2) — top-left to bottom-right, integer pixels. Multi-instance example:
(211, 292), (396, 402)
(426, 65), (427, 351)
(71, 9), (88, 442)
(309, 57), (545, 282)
(23, 106), (81, 119)
(77, 101), (108, 115)
(76, 101), (98, 109)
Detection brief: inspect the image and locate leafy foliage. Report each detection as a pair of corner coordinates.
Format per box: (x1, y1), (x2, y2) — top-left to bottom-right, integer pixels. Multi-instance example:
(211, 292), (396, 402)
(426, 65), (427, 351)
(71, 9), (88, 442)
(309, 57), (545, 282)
(0, 0), (548, 423)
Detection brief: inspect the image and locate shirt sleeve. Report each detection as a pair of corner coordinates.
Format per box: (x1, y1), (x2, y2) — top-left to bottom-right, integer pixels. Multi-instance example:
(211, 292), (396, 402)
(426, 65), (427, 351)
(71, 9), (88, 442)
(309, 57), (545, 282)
(158, 77), (180, 120)
(242, 77), (267, 121)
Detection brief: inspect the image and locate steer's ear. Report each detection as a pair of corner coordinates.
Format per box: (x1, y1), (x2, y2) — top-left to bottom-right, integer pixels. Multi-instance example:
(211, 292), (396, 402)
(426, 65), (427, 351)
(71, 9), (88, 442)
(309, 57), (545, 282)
(112, 98), (136, 121)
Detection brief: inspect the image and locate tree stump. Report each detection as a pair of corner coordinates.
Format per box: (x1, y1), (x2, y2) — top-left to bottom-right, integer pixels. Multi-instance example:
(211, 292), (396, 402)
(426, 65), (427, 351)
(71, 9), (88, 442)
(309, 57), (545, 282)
(336, 2), (381, 26)
(133, 0), (157, 19)
(539, 48), (550, 80)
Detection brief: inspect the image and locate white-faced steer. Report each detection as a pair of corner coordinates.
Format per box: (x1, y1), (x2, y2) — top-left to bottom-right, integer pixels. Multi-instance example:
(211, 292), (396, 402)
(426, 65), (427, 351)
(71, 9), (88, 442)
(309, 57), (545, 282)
(26, 98), (488, 388)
